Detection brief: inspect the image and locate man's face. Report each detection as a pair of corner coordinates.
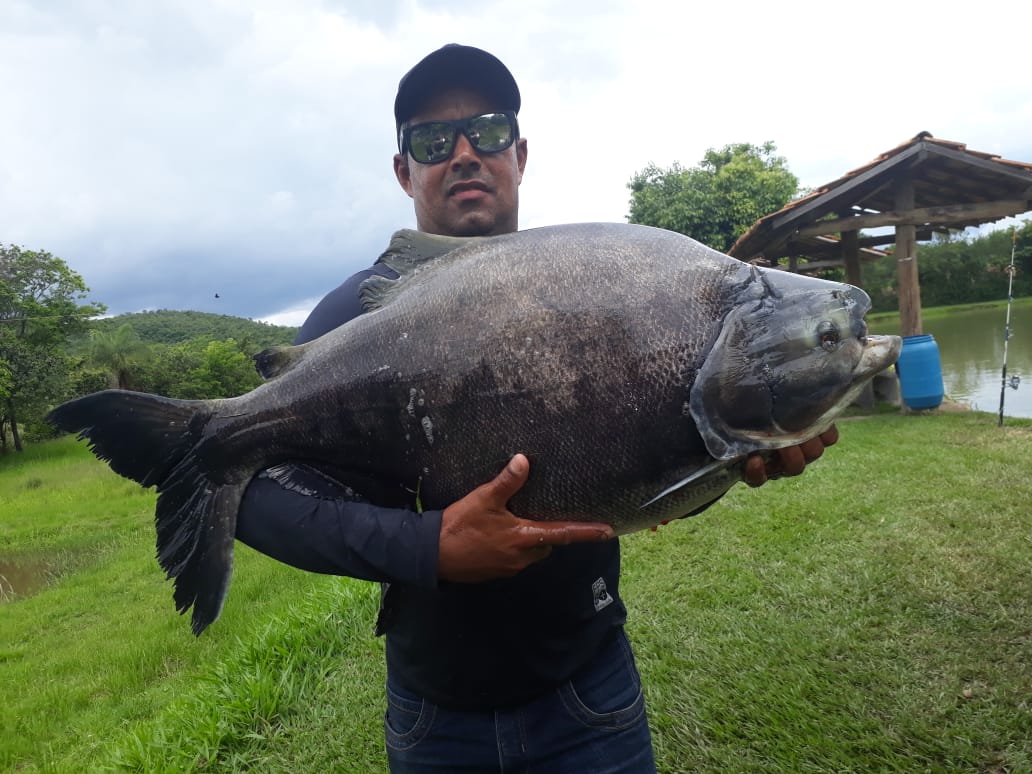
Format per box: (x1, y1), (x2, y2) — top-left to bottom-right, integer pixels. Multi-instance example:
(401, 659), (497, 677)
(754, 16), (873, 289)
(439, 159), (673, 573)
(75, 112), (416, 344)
(394, 87), (528, 237)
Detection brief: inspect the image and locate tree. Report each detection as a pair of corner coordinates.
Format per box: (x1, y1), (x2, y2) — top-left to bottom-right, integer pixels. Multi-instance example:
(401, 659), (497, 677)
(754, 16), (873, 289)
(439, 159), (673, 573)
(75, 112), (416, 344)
(88, 323), (153, 390)
(190, 339), (264, 398)
(628, 142), (799, 252)
(0, 244), (105, 451)
(136, 337), (263, 400)
(860, 220), (1032, 313)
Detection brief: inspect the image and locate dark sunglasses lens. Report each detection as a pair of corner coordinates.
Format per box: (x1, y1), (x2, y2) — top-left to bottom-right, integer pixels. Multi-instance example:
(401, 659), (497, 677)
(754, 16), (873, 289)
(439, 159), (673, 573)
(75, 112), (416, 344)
(406, 113), (515, 164)
(408, 123), (457, 163)
(467, 113), (514, 152)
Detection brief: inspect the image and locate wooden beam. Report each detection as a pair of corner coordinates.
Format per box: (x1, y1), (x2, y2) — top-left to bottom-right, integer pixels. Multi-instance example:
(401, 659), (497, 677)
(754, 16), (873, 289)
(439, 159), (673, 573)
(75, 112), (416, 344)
(856, 229), (933, 248)
(796, 199), (1030, 237)
(895, 176), (922, 337)
(769, 258), (862, 273)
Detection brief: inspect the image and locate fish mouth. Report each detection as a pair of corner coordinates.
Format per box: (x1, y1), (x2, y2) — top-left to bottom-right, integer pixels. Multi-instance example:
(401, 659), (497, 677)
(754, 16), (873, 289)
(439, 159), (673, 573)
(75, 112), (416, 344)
(754, 334), (902, 453)
(858, 334), (902, 377)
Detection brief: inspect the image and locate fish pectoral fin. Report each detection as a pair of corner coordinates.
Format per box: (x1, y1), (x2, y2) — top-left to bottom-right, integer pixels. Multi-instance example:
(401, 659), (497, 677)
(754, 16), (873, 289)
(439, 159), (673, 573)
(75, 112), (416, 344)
(361, 230), (481, 311)
(639, 458), (739, 509)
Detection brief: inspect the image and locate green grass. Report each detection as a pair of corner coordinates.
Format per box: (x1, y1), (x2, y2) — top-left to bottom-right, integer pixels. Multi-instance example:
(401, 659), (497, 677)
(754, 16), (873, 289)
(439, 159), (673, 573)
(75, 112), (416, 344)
(626, 412), (1032, 772)
(868, 294), (1032, 326)
(2, 412), (1030, 772)
(0, 439), (340, 771)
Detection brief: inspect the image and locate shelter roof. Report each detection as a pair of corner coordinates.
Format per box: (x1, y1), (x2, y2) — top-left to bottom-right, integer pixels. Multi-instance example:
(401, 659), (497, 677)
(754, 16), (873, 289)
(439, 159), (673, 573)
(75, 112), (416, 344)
(730, 132), (1032, 263)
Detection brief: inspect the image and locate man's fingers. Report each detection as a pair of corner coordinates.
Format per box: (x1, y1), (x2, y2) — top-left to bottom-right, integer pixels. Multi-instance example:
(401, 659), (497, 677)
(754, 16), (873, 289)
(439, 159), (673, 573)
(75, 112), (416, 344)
(742, 454), (768, 487)
(480, 454), (530, 506)
(742, 425), (840, 488)
(797, 435), (826, 464)
(518, 521), (615, 547)
(774, 445), (806, 477)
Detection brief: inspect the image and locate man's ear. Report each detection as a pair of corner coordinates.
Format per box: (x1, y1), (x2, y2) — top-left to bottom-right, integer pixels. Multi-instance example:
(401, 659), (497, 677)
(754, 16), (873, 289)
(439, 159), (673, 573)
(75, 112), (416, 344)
(394, 153), (415, 198)
(515, 138), (528, 184)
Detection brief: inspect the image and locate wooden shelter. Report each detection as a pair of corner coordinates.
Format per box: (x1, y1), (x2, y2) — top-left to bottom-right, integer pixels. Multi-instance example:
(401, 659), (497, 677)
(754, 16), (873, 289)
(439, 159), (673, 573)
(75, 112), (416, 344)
(729, 132), (1032, 336)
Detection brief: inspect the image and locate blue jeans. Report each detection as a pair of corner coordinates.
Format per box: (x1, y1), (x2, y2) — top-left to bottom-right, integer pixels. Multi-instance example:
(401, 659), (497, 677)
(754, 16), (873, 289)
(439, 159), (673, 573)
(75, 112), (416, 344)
(384, 629), (656, 773)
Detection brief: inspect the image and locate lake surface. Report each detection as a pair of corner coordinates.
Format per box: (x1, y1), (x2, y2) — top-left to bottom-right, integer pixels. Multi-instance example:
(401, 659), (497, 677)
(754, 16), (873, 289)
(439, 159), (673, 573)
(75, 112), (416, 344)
(874, 303), (1032, 419)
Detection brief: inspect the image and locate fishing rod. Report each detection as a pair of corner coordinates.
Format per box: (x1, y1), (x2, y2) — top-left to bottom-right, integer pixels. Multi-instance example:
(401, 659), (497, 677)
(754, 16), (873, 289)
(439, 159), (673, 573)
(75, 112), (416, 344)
(998, 227), (1021, 427)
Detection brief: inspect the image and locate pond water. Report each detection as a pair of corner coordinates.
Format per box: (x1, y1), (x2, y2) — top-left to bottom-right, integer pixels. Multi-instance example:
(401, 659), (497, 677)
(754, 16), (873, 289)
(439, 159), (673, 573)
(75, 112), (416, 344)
(0, 557), (52, 601)
(874, 303), (1032, 419)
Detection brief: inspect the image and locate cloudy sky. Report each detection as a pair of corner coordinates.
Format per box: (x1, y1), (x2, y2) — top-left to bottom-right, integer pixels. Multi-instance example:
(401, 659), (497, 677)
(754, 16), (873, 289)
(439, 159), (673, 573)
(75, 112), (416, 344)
(3, 0), (1031, 326)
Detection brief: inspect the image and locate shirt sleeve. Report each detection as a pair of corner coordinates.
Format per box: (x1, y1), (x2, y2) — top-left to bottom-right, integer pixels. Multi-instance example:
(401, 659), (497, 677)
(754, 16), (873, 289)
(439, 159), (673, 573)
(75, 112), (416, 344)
(234, 261), (440, 587)
(236, 472), (442, 587)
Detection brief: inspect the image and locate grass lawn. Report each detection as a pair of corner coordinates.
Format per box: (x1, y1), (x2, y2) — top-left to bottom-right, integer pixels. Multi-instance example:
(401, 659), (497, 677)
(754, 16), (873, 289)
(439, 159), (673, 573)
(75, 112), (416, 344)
(2, 411), (1030, 772)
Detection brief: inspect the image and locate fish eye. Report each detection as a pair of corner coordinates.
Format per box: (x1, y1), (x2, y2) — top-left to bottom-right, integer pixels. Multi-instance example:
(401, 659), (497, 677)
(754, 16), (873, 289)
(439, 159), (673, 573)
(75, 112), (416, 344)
(817, 320), (840, 352)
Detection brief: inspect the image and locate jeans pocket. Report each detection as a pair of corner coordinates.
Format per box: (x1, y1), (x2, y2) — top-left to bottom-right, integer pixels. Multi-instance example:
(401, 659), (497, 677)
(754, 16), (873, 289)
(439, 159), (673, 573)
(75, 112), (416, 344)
(559, 630), (646, 730)
(384, 681), (436, 750)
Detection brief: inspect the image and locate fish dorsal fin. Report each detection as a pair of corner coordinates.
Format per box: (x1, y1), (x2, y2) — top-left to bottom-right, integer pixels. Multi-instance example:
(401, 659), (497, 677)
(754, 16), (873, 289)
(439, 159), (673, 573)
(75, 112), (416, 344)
(253, 345), (305, 380)
(360, 229), (480, 312)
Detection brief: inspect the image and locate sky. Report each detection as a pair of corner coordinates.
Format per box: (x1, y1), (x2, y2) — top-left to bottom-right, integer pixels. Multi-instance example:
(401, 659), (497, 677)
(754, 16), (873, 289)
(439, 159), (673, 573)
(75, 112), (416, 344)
(3, 0), (1031, 327)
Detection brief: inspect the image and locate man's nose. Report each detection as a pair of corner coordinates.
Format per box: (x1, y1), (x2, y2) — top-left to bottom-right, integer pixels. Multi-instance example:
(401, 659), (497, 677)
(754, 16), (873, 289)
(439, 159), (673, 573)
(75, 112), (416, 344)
(450, 132), (481, 171)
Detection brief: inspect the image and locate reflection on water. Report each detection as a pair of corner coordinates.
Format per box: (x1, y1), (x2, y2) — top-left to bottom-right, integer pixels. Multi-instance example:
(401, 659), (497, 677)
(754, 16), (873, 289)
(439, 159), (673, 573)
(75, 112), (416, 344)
(875, 303), (1032, 419)
(0, 558), (53, 602)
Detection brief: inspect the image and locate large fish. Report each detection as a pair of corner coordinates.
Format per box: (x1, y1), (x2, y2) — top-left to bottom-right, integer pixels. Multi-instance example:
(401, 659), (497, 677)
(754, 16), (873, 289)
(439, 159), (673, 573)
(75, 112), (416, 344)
(48, 223), (900, 634)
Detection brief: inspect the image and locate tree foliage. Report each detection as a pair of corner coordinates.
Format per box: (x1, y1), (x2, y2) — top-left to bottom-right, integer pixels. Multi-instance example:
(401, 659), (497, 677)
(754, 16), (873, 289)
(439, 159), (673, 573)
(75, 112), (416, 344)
(1, 248), (304, 450)
(628, 142), (799, 252)
(88, 323), (153, 390)
(861, 221), (1032, 313)
(90, 310), (297, 347)
(135, 338), (264, 399)
(79, 311), (297, 401)
(0, 244), (106, 450)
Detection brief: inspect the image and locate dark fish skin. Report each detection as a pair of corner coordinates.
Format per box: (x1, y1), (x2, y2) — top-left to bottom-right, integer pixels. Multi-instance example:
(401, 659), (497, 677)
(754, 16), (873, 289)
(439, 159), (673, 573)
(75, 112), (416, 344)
(48, 223), (900, 634)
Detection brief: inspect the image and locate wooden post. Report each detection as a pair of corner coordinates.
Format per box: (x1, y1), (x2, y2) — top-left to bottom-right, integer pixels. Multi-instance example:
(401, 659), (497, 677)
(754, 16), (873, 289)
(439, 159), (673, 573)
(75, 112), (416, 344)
(895, 176), (922, 336)
(842, 227), (873, 407)
(841, 229), (862, 287)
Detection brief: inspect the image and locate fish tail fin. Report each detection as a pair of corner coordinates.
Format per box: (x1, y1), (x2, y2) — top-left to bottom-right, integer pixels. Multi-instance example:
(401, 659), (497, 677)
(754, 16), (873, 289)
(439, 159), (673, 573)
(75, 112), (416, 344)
(160, 474), (243, 635)
(46, 390), (207, 486)
(47, 390), (233, 635)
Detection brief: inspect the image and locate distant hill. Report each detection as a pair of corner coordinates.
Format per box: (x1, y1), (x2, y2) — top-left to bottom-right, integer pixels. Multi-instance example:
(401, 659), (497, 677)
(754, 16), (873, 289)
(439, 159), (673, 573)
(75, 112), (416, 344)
(90, 310), (298, 347)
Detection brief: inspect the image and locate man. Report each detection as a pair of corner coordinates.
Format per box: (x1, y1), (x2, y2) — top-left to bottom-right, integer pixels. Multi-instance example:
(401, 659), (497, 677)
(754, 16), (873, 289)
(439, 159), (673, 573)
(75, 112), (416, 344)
(237, 44), (836, 772)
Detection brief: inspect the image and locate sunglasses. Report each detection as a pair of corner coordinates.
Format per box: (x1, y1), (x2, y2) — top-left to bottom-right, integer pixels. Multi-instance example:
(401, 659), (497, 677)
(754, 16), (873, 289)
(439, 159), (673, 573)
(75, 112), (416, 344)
(400, 111), (519, 164)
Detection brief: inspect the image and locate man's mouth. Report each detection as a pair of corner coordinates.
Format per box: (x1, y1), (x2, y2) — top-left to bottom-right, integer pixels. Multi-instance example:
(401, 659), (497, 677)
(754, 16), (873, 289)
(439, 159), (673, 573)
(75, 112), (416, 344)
(449, 181), (491, 200)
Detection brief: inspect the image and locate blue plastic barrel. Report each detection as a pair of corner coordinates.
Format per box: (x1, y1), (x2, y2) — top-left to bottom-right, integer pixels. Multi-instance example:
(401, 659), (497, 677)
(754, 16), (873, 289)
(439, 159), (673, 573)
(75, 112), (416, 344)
(895, 334), (944, 410)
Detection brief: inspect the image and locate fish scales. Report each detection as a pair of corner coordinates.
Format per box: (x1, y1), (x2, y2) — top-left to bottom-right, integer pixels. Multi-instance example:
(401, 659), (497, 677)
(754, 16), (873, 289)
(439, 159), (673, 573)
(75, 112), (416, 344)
(225, 225), (735, 522)
(48, 222), (901, 633)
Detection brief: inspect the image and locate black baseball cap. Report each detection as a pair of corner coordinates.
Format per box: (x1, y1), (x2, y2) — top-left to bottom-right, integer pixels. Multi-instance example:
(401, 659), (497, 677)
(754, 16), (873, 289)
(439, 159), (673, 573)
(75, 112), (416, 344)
(393, 44), (521, 138)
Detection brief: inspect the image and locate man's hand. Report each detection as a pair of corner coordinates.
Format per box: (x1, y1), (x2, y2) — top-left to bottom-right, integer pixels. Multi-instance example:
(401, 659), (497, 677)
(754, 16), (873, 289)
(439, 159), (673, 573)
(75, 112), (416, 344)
(742, 425), (840, 487)
(437, 454), (615, 583)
